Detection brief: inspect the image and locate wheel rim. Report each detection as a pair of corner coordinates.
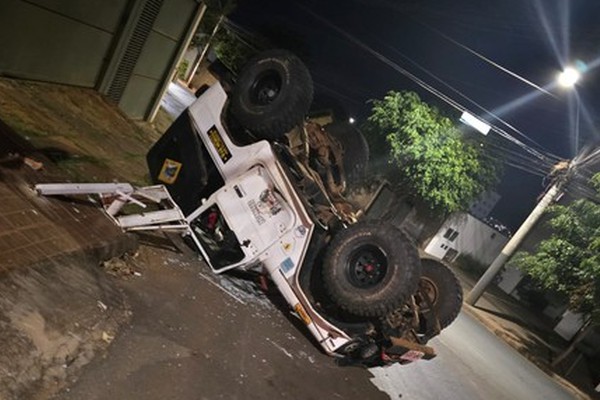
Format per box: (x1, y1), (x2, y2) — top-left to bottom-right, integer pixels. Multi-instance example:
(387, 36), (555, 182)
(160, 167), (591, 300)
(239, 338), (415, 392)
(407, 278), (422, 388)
(250, 70), (282, 105)
(346, 245), (388, 288)
(418, 277), (439, 311)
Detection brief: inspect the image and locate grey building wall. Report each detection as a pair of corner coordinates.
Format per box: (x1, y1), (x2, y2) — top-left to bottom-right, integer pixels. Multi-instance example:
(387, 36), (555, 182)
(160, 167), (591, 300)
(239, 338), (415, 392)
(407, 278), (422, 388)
(108, 0), (202, 119)
(0, 0), (204, 120)
(0, 0), (129, 87)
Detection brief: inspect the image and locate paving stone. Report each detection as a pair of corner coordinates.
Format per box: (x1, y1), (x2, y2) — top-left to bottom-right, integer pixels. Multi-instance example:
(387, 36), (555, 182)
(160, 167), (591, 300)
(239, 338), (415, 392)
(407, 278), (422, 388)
(0, 123), (135, 273)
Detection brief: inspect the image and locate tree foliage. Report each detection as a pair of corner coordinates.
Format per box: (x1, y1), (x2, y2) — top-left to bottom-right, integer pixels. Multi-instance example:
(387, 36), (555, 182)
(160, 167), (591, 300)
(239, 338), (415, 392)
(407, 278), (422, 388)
(191, 0), (236, 48)
(190, 0), (255, 72)
(362, 91), (500, 214)
(212, 29), (255, 72)
(512, 173), (600, 322)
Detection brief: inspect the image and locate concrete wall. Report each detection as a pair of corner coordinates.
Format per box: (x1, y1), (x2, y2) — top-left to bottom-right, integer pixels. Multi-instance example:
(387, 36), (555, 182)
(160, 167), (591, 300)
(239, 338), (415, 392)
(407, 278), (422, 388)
(0, 0), (129, 86)
(496, 266), (524, 294)
(0, 0), (204, 120)
(424, 212), (509, 266)
(114, 0), (202, 119)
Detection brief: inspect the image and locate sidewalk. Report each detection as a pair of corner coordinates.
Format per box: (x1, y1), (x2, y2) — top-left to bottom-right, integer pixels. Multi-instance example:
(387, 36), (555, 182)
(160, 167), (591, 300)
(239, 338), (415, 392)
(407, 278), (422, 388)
(453, 266), (596, 399)
(0, 120), (136, 272)
(0, 78), (153, 399)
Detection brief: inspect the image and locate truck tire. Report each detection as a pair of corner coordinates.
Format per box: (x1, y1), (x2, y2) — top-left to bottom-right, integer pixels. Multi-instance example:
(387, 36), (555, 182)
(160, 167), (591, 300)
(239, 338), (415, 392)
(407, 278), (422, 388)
(418, 258), (462, 330)
(324, 122), (369, 185)
(231, 50), (313, 140)
(322, 221), (421, 317)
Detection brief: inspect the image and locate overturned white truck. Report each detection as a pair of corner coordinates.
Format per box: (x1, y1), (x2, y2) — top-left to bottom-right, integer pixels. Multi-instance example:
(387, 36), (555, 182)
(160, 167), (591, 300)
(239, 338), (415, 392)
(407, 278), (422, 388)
(146, 50), (462, 367)
(38, 50), (462, 367)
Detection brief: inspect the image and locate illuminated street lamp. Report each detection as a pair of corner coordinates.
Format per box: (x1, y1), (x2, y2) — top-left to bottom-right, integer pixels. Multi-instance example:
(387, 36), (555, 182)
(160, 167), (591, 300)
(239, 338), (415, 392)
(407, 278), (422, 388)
(557, 66), (582, 152)
(466, 66), (583, 306)
(557, 66), (581, 88)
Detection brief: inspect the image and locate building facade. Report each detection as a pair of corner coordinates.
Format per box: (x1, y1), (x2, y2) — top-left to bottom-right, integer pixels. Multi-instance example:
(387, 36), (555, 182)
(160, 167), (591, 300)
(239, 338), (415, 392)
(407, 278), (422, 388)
(424, 212), (509, 266)
(468, 190), (500, 220)
(0, 0), (205, 120)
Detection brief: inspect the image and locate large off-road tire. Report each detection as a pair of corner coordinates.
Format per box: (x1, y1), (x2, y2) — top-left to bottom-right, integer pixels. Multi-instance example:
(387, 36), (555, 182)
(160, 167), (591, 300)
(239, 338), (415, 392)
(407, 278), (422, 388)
(231, 50), (313, 140)
(324, 121), (369, 185)
(322, 221), (421, 317)
(418, 258), (462, 330)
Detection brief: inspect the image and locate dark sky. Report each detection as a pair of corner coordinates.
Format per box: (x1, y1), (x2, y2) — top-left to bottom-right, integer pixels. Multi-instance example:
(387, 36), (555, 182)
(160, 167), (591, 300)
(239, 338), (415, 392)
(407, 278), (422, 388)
(229, 0), (600, 230)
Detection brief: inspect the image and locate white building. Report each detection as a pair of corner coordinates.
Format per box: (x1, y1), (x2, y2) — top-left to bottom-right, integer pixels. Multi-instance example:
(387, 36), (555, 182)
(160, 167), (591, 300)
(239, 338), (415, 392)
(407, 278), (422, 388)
(424, 213), (509, 266)
(469, 190), (501, 220)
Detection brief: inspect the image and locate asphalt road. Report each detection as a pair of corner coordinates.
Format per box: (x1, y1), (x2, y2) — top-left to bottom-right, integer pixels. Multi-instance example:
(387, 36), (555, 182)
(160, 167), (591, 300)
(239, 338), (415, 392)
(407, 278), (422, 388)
(53, 244), (388, 400)
(370, 313), (575, 400)
(51, 242), (575, 400)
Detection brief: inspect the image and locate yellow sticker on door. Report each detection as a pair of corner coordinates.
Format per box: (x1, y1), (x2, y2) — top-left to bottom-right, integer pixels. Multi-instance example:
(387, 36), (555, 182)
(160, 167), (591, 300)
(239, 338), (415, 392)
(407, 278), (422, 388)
(208, 126), (232, 163)
(158, 158), (182, 184)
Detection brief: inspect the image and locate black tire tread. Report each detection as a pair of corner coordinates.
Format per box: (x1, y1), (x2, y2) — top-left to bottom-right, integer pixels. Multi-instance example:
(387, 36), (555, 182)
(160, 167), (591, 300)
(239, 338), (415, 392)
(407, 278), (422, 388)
(322, 221), (421, 317)
(324, 122), (369, 184)
(231, 50), (313, 140)
(420, 258), (463, 329)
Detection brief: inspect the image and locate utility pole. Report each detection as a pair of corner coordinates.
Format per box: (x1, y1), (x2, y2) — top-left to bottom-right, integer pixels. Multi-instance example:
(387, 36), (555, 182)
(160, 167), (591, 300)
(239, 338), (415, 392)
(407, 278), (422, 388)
(465, 180), (563, 305)
(186, 14), (225, 86)
(464, 66), (584, 305)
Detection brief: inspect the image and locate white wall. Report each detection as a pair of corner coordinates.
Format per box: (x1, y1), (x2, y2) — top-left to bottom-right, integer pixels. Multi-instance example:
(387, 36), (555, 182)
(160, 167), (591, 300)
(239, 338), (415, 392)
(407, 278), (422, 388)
(497, 266), (523, 294)
(554, 310), (585, 341)
(424, 213), (509, 266)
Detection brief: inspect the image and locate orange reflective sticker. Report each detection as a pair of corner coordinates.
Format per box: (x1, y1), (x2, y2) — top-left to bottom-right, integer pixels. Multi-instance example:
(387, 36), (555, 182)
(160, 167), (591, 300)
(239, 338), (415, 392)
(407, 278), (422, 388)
(294, 303), (312, 325)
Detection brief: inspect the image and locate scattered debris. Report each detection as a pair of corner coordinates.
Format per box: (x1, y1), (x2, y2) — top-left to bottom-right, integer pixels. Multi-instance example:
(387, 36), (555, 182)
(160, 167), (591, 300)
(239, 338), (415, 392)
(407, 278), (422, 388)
(265, 337), (294, 359)
(23, 156), (43, 170)
(97, 300), (108, 312)
(101, 331), (114, 344)
(101, 254), (140, 278)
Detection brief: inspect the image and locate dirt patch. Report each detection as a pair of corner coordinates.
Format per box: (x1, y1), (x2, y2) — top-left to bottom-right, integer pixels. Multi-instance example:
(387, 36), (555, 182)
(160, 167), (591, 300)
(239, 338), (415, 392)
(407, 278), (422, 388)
(0, 255), (130, 400)
(0, 77), (170, 399)
(0, 78), (164, 184)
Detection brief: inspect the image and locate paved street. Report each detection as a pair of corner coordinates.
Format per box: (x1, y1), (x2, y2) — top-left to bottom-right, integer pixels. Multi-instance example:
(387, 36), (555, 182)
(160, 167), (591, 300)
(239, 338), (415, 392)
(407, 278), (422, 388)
(53, 243), (388, 400)
(52, 241), (576, 400)
(371, 313), (575, 399)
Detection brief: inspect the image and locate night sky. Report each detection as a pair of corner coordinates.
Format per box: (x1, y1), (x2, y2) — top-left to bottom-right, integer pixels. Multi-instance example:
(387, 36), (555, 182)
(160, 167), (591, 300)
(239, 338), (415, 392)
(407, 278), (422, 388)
(229, 0), (600, 230)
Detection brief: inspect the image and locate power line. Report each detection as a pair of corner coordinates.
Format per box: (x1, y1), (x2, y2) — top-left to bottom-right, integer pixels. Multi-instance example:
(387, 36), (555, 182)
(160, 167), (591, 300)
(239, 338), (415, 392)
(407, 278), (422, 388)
(405, 17), (557, 98)
(381, 43), (557, 156)
(480, 141), (556, 175)
(292, 2), (563, 177)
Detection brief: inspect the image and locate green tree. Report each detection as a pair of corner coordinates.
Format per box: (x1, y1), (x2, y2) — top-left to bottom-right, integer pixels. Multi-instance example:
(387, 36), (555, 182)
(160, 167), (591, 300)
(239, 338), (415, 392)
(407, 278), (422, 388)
(362, 90), (500, 214)
(511, 172), (600, 367)
(191, 0), (237, 50)
(212, 28), (255, 72)
(187, 0), (252, 82)
(512, 173), (600, 321)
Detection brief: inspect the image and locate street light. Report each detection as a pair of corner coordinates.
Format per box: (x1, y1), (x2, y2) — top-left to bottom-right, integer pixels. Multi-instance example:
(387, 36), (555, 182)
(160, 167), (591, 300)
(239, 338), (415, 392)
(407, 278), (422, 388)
(557, 66), (582, 152)
(557, 66), (581, 88)
(465, 67), (583, 306)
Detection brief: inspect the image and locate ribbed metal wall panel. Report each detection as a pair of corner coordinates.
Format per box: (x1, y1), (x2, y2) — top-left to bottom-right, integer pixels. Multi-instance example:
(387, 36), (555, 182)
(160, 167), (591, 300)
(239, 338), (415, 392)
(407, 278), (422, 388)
(106, 0), (163, 102)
